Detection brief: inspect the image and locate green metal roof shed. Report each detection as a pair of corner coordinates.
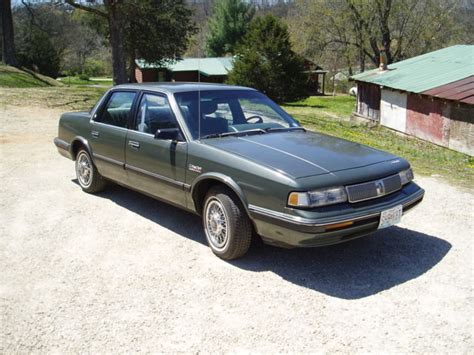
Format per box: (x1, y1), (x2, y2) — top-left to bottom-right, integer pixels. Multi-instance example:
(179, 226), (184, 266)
(351, 45), (474, 94)
(351, 45), (473, 156)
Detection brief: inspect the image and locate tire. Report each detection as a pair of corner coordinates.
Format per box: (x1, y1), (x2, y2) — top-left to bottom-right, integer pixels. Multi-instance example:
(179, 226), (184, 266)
(75, 149), (107, 193)
(202, 186), (252, 260)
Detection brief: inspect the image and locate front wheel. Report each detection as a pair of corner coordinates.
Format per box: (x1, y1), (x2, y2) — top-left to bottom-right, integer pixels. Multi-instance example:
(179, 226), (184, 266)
(75, 149), (106, 193)
(203, 187), (252, 260)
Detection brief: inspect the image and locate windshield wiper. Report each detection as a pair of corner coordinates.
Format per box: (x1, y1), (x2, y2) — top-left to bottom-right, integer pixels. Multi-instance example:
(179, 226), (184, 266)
(264, 126), (306, 133)
(201, 128), (267, 139)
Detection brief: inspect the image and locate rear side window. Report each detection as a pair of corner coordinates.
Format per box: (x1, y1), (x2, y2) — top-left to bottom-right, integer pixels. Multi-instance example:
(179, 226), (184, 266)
(134, 93), (178, 134)
(97, 91), (136, 128)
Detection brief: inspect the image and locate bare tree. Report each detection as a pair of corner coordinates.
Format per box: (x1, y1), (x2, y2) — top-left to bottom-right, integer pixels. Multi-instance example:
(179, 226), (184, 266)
(290, 0), (465, 72)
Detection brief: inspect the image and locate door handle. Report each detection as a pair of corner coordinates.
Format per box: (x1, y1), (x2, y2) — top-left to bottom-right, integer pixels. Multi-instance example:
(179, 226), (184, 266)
(128, 140), (140, 149)
(91, 130), (99, 138)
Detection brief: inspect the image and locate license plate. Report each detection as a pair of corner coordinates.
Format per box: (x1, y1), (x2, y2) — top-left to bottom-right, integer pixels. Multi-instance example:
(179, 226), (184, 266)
(378, 205), (403, 229)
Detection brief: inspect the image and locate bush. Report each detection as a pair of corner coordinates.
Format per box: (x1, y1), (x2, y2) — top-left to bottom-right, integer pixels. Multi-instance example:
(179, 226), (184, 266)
(78, 73), (90, 81)
(227, 15), (309, 103)
(16, 28), (61, 78)
(83, 59), (108, 77)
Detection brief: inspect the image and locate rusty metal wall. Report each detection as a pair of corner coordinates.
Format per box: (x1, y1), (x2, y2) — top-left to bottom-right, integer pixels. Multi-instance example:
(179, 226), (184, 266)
(356, 82), (381, 121)
(406, 94), (448, 146)
(406, 93), (473, 155)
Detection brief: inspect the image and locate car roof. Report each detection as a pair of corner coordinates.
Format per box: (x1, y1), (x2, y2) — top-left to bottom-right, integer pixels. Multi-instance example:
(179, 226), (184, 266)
(112, 82), (256, 94)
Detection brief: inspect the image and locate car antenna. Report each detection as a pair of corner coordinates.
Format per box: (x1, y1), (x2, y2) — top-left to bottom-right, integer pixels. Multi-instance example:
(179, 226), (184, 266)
(198, 58), (201, 140)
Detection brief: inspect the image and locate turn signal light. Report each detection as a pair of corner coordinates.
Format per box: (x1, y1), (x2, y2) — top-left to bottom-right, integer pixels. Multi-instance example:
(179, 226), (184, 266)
(324, 221), (354, 231)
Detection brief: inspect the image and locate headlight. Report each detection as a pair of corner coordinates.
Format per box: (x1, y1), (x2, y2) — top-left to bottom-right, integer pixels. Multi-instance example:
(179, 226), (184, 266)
(399, 168), (414, 185)
(288, 186), (347, 208)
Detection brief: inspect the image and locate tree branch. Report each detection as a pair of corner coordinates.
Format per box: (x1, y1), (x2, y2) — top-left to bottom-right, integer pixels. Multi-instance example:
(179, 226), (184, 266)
(64, 0), (107, 18)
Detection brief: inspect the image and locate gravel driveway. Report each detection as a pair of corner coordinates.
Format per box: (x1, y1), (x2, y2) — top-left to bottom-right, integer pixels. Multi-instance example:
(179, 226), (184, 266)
(1, 99), (473, 353)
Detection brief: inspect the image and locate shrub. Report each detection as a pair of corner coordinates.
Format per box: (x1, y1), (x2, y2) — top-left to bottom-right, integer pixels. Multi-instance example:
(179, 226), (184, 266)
(16, 28), (61, 78)
(83, 59), (107, 77)
(78, 73), (90, 81)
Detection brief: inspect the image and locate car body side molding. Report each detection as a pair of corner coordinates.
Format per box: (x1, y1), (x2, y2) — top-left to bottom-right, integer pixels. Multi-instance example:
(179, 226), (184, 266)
(93, 153), (124, 167)
(125, 163), (190, 190)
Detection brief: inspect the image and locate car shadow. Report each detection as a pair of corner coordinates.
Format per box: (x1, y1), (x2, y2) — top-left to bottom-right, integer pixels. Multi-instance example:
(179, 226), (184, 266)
(73, 180), (206, 245)
(234, 228), (451, 299)
(79, 181), (451, 300)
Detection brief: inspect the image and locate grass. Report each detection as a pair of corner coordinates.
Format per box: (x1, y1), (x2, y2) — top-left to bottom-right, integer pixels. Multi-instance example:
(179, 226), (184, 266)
(282, 95), (473, 188)
(58, 76), (114, 87)
(285, 95), (356, 118)
(0, 65), (63, 88)
(0, 65), (113, 88)
(0, 86), (107, 111)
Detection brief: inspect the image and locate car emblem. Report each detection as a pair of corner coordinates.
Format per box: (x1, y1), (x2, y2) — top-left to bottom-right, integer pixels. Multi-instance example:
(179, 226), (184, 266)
(188, 164), (202, 173)
(375, 180), (385, 195)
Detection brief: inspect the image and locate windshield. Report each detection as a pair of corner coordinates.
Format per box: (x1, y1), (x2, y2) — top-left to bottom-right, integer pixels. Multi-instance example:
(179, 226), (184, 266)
(174, 90), (300, 139)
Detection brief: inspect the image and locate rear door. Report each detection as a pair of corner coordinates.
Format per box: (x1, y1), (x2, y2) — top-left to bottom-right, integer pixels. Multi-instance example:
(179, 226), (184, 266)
(125, 92), (187, 207)
(90, 90), (137, 184)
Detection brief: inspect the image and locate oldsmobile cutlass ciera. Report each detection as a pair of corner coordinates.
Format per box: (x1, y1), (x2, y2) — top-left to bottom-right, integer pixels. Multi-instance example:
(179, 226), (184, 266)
(54, 83), (424, 260)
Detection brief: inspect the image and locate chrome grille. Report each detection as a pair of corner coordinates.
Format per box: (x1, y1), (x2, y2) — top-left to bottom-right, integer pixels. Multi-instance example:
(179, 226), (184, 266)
(346, 174), (402, 203)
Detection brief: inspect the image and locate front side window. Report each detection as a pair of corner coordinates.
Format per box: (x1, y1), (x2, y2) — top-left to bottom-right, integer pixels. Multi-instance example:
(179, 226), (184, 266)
(97, 91), (136, 128)
(174, 90), (300, 139)
(134, 93), (178, 134)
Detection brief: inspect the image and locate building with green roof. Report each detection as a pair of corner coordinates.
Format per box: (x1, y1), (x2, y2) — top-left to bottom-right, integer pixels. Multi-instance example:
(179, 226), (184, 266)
(135, 57), (234, 84)
(135, 56), (328, 95)
(351, 45), (473, 156)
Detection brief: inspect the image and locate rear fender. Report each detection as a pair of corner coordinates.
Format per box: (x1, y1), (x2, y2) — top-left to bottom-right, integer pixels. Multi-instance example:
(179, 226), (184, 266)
(70, 136), (93, 160)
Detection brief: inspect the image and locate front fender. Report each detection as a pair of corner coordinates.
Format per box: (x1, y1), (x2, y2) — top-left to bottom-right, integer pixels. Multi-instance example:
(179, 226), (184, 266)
(190, 172), (249, 215)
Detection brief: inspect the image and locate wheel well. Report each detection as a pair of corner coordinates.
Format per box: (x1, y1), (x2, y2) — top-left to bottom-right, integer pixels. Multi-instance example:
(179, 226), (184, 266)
(193, 179), (224, 215)
(193, 179), (249, 217)
(71, 140), (85, 160)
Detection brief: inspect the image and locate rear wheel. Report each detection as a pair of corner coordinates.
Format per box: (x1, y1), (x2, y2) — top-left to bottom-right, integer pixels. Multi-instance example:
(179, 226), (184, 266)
(75, 149), (106, 193)
(203, 186), (252, 260)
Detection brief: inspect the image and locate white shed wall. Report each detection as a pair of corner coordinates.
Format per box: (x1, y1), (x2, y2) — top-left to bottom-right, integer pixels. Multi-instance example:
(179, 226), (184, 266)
(380, 89), (407, 133)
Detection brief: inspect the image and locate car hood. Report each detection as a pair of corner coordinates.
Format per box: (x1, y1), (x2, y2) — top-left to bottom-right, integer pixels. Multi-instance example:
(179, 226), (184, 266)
(203, 131), (401, 179)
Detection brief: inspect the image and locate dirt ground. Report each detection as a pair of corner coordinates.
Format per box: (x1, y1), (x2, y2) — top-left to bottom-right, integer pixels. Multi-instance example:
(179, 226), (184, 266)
(1, 95), (473, 353)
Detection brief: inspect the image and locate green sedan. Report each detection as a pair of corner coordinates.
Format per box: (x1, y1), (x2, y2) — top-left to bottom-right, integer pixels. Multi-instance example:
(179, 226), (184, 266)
(54, 83), (424, 260)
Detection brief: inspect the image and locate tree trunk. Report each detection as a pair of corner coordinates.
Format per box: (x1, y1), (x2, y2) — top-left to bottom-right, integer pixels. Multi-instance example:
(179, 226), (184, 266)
(379, 0), (393, 64)
(359, 48), (365, 72)
(105, 0), (127, 84)
(128, 52), (136, 83)
(1, 0), (18, 67)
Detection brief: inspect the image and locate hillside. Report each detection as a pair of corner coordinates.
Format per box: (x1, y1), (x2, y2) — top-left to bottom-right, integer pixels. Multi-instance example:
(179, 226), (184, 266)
(0, 65), (63, 88)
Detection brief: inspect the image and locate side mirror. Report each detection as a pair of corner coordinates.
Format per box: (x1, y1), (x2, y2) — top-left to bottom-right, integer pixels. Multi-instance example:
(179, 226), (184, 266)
(154, 128), (183, 141)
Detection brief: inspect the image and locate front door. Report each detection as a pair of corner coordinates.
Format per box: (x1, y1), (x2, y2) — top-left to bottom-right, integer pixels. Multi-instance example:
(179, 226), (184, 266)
(90, 90), (137, 184)
(125, 92), (187, 207)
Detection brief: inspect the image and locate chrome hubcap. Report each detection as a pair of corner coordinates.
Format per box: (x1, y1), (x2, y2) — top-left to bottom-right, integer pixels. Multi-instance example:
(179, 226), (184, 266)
(77, 153), (92, 187)
(205, 199), (228, 249)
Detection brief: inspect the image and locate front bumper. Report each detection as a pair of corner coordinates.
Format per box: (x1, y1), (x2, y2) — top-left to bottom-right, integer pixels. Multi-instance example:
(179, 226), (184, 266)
(249, 183), (424, 248)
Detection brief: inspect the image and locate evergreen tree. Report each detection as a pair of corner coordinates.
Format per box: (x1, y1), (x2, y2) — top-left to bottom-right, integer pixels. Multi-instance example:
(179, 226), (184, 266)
(228, 15), (308, 103)
(206, 0), (255, 57)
